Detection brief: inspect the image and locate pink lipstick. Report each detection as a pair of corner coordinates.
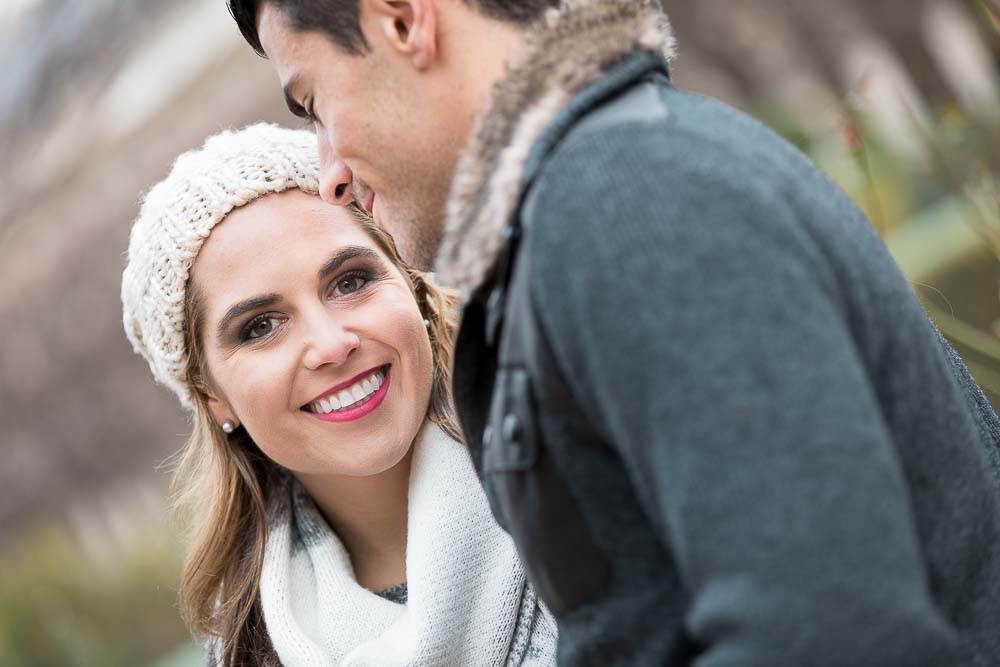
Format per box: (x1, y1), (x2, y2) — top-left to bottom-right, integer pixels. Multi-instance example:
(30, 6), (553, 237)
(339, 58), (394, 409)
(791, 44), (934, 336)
(306, 366), (391, 423)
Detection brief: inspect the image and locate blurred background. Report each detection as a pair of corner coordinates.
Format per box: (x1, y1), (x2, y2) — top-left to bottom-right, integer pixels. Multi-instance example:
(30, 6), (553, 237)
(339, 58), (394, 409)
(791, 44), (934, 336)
(1, 0), (998, 664)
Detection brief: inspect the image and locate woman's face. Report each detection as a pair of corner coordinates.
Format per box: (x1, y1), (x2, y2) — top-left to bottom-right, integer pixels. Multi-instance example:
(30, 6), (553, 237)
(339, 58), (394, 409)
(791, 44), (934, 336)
(191, 189), (433, 478)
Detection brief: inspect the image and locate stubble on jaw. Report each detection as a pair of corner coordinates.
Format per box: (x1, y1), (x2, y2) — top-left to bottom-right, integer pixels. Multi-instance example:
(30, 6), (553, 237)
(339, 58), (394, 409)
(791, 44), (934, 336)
(391, 208), (444, 272)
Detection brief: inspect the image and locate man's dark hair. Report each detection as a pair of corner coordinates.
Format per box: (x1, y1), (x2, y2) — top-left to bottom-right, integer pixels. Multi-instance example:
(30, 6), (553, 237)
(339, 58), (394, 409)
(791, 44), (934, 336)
(228, 0), (560, 57)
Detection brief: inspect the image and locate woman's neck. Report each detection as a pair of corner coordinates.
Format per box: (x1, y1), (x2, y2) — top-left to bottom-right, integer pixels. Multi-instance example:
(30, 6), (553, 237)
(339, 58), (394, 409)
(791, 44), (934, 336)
(296, 447), (413, 591)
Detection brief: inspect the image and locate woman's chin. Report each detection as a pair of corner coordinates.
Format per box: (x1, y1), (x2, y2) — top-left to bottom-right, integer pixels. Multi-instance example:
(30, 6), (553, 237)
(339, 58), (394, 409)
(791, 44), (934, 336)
(289, 434), (415, 480)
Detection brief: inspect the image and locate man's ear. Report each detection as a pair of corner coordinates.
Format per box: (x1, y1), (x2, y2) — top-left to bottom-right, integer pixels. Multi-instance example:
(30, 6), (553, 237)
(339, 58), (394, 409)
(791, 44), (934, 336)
(368, 0), (438, 69)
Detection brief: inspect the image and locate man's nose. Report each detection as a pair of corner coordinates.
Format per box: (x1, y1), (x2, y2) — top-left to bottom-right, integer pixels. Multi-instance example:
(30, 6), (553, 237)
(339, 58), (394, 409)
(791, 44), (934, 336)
(319, 159), (355, 206)
(302, 317), (361, 371)
(317, 132), (354, 206)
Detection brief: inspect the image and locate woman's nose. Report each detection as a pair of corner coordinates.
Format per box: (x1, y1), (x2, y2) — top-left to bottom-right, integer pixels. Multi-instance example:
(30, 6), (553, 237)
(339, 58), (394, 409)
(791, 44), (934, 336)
(302, 319), (361, 371)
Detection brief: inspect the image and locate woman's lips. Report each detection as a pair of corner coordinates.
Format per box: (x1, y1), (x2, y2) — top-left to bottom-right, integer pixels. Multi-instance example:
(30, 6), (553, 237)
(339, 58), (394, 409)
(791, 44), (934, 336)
(308, 368), (391, 423)
(305, 365), (385, 406)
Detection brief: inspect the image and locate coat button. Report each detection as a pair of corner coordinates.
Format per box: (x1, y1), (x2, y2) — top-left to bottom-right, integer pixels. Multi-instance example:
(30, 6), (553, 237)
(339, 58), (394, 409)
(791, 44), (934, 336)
(501, 413), (522, 445)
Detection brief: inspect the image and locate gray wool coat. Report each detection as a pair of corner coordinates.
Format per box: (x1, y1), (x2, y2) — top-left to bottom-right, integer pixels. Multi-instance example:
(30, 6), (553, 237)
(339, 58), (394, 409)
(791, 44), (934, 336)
(436, 1), (1000, 666)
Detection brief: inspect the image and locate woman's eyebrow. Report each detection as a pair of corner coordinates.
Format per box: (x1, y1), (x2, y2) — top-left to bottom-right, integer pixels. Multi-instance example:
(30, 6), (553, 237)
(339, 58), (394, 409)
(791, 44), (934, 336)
(216, 293), (281, 340)
(317, 246), (381, 281)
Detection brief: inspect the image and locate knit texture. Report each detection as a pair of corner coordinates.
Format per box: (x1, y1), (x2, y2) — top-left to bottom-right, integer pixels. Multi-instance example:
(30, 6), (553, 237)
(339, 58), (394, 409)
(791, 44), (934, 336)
(121, 123), (320, 409)
(259, 422), (558, 666)
(374, 583), (408, 604)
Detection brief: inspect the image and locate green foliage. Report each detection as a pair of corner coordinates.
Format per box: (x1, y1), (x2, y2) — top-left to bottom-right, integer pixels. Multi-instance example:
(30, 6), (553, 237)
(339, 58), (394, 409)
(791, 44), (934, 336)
(0, 510), (191, 667)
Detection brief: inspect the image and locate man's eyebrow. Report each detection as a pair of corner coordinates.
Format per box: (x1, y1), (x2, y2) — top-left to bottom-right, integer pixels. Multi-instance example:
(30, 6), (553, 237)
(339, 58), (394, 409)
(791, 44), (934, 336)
(318, 246), (381, 281)
(283, 74), (309, 118)
(216, 294), (281, 340)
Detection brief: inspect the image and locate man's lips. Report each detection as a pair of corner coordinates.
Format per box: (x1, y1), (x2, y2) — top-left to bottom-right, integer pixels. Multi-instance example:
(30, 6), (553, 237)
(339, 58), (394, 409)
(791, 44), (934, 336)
(303, 365), (387, 407)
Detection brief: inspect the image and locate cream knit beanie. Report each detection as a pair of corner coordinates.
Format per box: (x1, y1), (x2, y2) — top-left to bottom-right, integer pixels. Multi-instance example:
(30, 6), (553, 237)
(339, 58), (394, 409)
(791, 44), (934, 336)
(121, 123), (320, 410)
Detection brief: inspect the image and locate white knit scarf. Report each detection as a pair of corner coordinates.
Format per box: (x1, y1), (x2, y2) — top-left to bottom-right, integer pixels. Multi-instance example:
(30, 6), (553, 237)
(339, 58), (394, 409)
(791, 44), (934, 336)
(259, 422), (557, 666)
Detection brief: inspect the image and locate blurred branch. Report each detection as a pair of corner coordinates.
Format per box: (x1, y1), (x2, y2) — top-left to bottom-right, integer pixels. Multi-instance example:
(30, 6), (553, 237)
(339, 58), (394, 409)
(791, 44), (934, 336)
(922, 297), (1000, 390)
(841, 104), (889, 235)
(920, 118), (1000, 260)
(978, 0), (1000, 33)
(837, 71), (890, 234)
(963, 176), (1000, 255)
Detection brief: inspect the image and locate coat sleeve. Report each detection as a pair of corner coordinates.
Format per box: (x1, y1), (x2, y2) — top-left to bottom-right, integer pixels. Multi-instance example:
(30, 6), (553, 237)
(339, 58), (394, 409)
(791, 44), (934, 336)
(524, 123), (960, 666)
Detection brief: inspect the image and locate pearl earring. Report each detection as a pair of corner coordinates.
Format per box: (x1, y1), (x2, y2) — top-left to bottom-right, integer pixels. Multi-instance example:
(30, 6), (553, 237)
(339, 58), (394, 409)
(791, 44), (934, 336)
(221, 420), (236, 434)
(423, 319), (431, 329)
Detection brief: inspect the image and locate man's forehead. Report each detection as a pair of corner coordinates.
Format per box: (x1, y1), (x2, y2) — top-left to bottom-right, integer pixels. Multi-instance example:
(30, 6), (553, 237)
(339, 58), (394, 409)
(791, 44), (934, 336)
(258, 5), (329, 86)
(257, 3), (296, 61)
(255, 6), (301, 99)
(258, 4), (322, 65)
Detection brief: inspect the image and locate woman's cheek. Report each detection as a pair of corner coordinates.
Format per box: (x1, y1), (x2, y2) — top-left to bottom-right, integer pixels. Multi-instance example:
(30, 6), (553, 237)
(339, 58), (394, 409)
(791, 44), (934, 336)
(233, 355), (292, 428)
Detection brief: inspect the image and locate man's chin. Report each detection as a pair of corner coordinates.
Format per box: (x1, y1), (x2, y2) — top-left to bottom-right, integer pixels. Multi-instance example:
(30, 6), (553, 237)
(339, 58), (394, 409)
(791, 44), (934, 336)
(374, 210), (440, 271)
(399, 237), (438, 272)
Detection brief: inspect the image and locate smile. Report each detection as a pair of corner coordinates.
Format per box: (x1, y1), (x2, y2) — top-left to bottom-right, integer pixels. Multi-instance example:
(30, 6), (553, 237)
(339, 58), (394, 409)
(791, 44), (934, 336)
(304, 366), (390, 423)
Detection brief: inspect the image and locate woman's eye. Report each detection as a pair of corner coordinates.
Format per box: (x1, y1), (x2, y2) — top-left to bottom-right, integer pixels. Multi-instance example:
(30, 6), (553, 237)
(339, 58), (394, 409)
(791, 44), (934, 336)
(244, 317), (278, 341)
(334, 273), (368, 296)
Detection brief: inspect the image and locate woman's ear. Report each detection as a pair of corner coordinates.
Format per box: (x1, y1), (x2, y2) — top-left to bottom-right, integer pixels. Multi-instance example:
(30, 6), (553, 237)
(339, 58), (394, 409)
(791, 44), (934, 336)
(206, 391), (240, 434)
(368, 0), (438, 69)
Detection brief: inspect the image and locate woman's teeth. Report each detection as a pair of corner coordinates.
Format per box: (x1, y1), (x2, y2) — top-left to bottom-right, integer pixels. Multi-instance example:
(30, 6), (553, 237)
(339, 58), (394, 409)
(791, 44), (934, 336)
(307, 369), (386, 414)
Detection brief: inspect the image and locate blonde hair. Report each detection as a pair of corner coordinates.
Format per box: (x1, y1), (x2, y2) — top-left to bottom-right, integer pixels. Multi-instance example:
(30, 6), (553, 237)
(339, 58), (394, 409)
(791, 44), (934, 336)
(172, 205), (459, 665)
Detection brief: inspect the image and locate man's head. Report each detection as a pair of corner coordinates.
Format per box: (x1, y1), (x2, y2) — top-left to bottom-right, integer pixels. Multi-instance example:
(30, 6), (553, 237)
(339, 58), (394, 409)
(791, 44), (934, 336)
(230, 0), (559, 269)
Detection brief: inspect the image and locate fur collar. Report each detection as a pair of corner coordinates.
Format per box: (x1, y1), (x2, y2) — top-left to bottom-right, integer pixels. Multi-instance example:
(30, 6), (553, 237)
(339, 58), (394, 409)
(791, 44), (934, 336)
(436, 0), (675, 298)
